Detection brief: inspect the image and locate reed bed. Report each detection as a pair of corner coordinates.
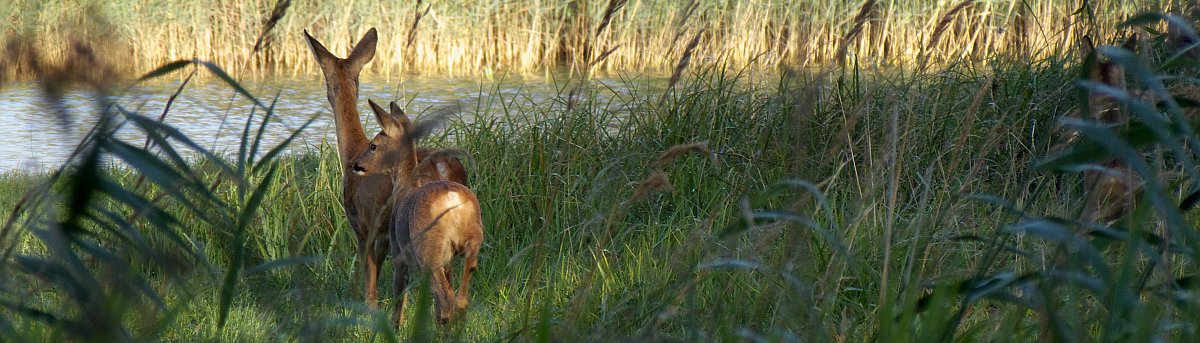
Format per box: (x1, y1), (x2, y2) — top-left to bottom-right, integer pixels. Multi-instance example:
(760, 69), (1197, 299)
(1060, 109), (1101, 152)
(0, 0), (1171, 80)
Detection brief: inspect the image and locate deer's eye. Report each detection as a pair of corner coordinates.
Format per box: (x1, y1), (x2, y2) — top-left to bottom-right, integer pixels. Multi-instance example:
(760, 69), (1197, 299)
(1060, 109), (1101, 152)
(369, 143), (377, 152)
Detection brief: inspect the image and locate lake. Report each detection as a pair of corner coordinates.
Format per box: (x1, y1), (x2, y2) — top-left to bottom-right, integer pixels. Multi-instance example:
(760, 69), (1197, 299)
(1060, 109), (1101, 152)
(0, 73), (659, 172)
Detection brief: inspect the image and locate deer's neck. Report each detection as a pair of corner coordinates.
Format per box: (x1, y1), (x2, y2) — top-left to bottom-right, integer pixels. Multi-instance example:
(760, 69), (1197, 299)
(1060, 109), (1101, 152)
(388, 173), (416, 203)
(387, 155), (421, 198)
(328, 80), (369, 170)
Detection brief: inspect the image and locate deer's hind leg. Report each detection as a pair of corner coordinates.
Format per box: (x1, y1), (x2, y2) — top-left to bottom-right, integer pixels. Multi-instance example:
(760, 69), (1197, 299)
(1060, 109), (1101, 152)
(455, 238), (481, 314)
(391, 256), (411, 327)
(430, 266), (456, 324)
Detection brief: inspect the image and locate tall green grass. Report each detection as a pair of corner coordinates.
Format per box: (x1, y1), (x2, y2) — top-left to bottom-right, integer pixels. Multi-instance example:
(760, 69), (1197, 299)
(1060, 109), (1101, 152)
(0, 33), (1061, 342)
(6, 7), (1200, 343)
(0, 0), (1173, 80)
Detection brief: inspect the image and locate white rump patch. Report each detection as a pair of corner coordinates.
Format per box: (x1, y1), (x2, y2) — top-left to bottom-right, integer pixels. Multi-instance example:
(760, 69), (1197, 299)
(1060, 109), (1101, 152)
(354, 170), (366, 176)
(435, 190), (467, 245)
(439, 191), (464, 209)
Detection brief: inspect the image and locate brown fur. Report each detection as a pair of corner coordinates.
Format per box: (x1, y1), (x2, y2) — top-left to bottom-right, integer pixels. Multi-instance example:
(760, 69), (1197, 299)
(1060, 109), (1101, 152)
(391, 181), (483, 325)
(1081, 34), (1200, 117)
(1168, 7), (1200, 60)
(352, 100), (484, 326)
(305, 29), (470, 308)
(416, 147), (470, 188)
(1081, 35), (1136, 125)
(1078, 34), (1144, 225)
(304, 28), (393, 307)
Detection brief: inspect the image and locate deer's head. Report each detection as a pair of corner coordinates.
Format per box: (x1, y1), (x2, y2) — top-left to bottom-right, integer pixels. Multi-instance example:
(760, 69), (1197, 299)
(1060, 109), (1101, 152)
(303, 28), (378, 105)
(1080, 34), (1138, 124)
(352, 100), (418, 180)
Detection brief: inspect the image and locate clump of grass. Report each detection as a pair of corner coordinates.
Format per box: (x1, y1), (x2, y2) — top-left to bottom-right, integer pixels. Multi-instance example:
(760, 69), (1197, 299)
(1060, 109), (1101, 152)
(908, 14), (1200, 342)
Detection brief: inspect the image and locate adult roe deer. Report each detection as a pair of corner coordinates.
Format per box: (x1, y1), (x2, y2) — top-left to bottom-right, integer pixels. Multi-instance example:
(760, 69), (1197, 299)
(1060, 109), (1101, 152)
(352, 100), (483, 325)
(304, 28), (470, 307)
(1077, 34), (1143, 225)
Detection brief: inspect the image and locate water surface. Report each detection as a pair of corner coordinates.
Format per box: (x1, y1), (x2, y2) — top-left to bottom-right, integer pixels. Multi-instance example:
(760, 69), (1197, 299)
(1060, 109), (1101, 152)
(0, 73), (657, 172)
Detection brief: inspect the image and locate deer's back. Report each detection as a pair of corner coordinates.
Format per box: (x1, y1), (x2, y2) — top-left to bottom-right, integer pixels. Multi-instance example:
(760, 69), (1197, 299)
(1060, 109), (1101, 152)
(391, 180), (482, 268)
(1083, 164), (1143, 224)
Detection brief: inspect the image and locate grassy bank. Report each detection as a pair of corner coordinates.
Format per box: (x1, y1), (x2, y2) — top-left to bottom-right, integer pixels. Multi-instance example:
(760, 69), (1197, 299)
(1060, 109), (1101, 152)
(5, 7), (1200, 342)
(0, 0), (1171, 80)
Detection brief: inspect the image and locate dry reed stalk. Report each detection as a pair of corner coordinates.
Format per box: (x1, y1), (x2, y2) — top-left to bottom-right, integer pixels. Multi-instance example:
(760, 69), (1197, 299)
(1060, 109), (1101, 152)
(1006, 1), (1028, 54)
(0, 36), (26, 86)
(407, 0), (433, 49)
(770, 21), (792, 62)
(945, 77), (992, 177)
(595, 0), (628, 39)
(666, 1), (700, 57)
(585, 0), (626, 76)
(630, 170), (671, 202)
(649, 141), (717, 170)
(663, 29), (704, 101)
(632, 141), (716, 202)
(568, 0), (590, 69)
(132, 68), (197, 192)
(252, 0), (291, 52)
(834, 0), (877, 65)
(926, 0), (976, 61)
(590, 44), (621, 68)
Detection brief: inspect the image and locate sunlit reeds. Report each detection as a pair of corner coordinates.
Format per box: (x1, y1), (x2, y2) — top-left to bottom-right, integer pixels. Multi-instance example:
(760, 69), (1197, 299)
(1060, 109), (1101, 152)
(2, 0), (1167, 79)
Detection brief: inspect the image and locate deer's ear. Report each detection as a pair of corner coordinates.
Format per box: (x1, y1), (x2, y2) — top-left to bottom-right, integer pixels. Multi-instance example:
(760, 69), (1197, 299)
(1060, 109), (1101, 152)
(389, 101), (406, 118)
(1122, 33), (1139, 53)
(348, 28), (378, 73)
(1080, 35), (1095, 57)
(304, 29), (337, 68)
(388, 101), (412, 132)
(368, 99), (400, 133)
(389, 101), (408, 121)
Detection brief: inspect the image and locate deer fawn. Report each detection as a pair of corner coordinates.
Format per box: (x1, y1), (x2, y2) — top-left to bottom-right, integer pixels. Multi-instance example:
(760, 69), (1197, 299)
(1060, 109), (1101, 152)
(304, 28), (470, 307)
(352, 100), (484, 325)
(1077, 34), (1144, 225)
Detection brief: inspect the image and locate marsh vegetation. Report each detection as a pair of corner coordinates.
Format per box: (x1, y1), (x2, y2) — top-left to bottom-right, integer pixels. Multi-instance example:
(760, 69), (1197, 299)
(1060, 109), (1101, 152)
(2, 0), (1199, 341)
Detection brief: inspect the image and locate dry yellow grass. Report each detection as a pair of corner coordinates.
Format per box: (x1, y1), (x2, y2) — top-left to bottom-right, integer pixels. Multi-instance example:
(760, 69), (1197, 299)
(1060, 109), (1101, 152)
(0, 0), (1172, 79)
